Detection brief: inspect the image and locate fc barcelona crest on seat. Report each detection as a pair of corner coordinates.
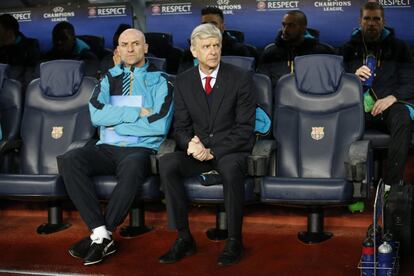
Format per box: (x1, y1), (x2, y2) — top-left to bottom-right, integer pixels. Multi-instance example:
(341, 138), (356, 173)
(51, 126), (64, 139)
(311, 127), (324, 141)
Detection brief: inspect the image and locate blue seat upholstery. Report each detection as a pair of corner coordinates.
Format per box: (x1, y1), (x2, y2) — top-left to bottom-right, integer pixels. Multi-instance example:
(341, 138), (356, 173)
(183, 73), (273, 240)
(0, 60), (97, 234)
(221, 56), (255, 71)
(261, 54), (370, 243)
(0, 64), (22, 172)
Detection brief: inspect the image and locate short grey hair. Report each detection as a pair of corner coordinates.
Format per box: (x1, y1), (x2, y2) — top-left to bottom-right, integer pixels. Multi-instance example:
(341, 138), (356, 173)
(190, 23), (222, 47)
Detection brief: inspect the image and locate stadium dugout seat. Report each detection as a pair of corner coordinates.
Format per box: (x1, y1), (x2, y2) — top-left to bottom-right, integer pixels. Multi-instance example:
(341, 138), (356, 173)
(0, 60), (97, 234)
(0, 64), (23, 172)
(221, 56), (255, 71)
(182, 73), (274, 240)
(77, 35), (112, 60)
(224, 29), (244, 43)
(261, 55), (372, 243)
(144, 32), (183, 74)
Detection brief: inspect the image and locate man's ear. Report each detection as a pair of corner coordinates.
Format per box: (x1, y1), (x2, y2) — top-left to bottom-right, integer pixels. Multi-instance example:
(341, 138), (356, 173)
(144, 43), (149, 54)
(190, 45), (198, 59)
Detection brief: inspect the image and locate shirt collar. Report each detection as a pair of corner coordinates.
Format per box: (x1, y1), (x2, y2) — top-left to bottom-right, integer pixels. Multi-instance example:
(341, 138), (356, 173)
(198, 63), (220, 80)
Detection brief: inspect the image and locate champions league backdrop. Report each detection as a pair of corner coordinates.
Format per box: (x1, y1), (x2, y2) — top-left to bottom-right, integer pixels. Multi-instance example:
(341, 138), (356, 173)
(0, 3), (133, 52)
(146, 0), (414, 49)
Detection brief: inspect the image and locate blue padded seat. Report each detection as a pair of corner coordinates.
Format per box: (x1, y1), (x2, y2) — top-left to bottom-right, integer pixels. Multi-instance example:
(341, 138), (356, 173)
(93, 176), (162, 200)
(221, 56), (255, 71)
(261, 54), (370, 243)
(0, 60), (97, 234)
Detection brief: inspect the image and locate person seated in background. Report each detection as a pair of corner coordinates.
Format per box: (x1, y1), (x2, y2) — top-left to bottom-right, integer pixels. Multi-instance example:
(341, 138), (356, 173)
(58, 28), (173, 266)
(341, 2), (414, 187)
(43, 21), (99, 76)
(0, 13), (40, 85)
(158, 23), (255, 266)
(257, 10), (334, 89)
(178, 6), (252, 73)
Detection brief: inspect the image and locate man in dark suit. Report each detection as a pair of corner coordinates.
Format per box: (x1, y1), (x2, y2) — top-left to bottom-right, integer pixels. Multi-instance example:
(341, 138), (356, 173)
(158, 23), (256, 266)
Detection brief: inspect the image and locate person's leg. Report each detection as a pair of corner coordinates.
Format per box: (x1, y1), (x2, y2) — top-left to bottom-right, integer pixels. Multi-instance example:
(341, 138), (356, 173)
(58, 145), (116, 262)
(216, 152), (248, 266)
(384, 103), (412, 184)
(158, 151), (213, 264)
(105, 147), (154, 231)
(59, 145), (114, 230)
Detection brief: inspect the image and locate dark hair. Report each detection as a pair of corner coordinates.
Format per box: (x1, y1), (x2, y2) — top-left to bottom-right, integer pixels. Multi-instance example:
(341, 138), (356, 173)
(113, 23), (131, 49)
(286, 10), (307, 27)
(52, 21), (75, 37)
(360, 2), (384, 18)
(201, 6), (224, 21)
(0, 14), (19, 35)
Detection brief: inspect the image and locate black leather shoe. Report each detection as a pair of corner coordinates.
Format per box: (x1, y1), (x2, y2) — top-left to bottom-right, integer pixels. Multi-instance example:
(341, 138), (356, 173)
(68, 236), (92, 259)
(159, 238), (197, 264)
(217, 238), (243, 266)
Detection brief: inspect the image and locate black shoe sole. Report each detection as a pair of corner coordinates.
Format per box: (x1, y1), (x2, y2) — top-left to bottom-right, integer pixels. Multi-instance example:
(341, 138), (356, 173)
(83, 247), (117, 266)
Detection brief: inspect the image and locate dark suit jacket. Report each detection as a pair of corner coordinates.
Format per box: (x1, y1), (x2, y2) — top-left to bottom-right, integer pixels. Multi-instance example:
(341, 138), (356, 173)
(173, 62), (256, 161)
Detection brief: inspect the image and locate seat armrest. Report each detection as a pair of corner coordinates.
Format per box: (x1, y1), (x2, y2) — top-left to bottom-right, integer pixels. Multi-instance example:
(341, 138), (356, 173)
(151, 139), (176, 174)
(247, 139), (276, 176)
(0, 139), (22, 154)
(345, 140), (371, 199)
(66, 139), (98, 153)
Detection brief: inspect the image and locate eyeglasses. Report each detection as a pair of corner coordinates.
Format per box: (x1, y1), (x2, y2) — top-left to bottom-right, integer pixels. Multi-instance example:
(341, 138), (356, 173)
(362, 16), (383, 23)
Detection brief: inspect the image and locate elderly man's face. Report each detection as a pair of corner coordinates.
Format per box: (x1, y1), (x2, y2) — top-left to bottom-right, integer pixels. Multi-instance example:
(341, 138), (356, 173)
(281, 14), (305, 44)
(117, 29), (148, 68)
(191, 36), (221, 73)
(360, 9), (385, 42)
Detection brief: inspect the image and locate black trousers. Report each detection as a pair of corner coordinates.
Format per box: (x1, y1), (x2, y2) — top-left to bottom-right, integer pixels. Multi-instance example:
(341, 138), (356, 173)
(366, 103), (412, 184)
(59, 144), (153, 231)
(159, 151), (248, 239)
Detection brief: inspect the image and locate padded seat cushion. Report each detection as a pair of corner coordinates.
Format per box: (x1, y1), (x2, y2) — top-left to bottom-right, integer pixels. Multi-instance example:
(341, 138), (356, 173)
(261, 177), (353, 204)
(0, 174), (65, 197)
(93, 175), (162, 200)
(363, 129), (390, 148)
(184, 177), (255, 203)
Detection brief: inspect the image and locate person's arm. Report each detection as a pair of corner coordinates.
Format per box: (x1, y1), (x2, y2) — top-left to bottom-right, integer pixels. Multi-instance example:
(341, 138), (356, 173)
(211, 71), (256, 161)
(172, 78), (195, 151)
(114, 75), (173, 137)
(89, 76), (140, 126)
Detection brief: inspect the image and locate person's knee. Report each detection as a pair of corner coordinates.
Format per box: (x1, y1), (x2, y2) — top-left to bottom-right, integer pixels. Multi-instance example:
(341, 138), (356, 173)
(217, 155), (245, 181)
(159, 152), (181, 176)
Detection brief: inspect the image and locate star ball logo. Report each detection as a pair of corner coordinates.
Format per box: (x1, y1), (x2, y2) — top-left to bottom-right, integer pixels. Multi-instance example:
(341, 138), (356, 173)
(217, 0), (230, 4)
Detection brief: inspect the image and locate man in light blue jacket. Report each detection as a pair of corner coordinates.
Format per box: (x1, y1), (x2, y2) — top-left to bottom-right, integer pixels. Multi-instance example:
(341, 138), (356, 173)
(59, 29), (173, 266)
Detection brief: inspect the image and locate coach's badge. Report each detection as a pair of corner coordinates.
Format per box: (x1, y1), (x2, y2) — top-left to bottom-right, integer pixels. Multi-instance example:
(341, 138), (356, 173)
(51, 126), (64, 139)
(311, 127), (324, 140)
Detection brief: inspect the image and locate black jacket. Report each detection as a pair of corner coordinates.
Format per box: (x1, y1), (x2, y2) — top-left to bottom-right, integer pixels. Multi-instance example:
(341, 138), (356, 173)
(257, 31), (334, 88)
(177, 32), (251, 74)
(173, 62), (256, 161)
(341, 27), (414, 102)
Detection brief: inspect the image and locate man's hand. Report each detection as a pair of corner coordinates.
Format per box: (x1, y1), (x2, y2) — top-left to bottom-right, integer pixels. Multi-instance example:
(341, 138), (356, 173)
(355, 65), (372, 82)
(113, 49), (121, 66)
(371, 95), (397, 116)
(187, 136), (205, 157)
(140, 107), (152, 117)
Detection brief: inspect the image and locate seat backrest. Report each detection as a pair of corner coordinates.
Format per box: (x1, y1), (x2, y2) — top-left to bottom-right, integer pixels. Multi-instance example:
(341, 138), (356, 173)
(274, 54), (364, 178)
(254, 73), (273, 138)
(20, 60), (97, 174)
(146, 56), (167, 72)
(0, 64), (22, 140)
(221, 56), (255, 71)
(145, 32), (173, 58)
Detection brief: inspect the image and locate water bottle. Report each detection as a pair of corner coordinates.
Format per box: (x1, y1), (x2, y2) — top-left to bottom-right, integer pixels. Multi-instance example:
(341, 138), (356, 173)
(377, 241), (393, 276)
(361, 237), (375, 276)
(363, 54), (376, 89)
(382, 231), (397, 259)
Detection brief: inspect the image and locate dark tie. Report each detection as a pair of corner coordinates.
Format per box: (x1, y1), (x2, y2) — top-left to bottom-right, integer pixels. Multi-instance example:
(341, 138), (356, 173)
(204, 76), (212, 95)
